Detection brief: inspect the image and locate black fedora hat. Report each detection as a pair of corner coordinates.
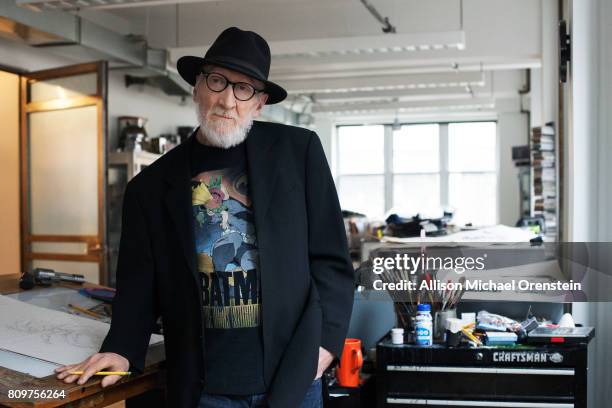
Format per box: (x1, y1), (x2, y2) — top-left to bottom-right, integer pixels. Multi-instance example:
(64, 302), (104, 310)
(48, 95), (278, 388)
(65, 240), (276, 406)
(177, 27), (287, 104)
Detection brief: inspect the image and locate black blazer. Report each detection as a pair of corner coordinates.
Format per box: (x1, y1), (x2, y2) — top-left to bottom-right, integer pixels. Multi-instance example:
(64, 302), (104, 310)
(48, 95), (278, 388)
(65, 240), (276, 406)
(100, 120), (355, 408)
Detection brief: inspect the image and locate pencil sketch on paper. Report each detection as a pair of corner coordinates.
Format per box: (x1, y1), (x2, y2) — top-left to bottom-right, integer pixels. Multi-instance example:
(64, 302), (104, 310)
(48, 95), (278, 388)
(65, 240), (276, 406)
(6, 318), (104, 349)
(0, 294), (163, 367)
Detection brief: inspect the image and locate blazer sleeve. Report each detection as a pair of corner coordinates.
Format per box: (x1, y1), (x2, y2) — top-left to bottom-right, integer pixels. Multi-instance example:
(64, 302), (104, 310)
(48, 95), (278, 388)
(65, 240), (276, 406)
(99, 182), (159, 374)
(305, 131), (356, 358)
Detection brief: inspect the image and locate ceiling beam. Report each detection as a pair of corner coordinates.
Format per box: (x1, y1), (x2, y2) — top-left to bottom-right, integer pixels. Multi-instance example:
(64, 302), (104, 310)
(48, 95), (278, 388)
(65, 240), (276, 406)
(170, 30), (465, 60)
(269, 57), (541, 80)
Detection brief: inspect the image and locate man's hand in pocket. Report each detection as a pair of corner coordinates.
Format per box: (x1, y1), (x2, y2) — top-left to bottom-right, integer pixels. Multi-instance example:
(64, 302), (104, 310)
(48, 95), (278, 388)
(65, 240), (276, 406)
(315, 347), (334, 379)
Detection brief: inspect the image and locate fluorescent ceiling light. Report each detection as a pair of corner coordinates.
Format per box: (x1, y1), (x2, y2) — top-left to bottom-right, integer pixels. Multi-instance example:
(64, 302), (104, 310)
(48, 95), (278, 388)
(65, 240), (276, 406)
(312, 98), (495, 114)
(285, 71), (484, 95)
(271, 31), (466, 58)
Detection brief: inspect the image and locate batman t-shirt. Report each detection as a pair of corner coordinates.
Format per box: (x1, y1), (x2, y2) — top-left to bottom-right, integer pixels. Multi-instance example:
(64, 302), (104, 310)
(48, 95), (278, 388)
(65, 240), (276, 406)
(190, 137), (265, 395)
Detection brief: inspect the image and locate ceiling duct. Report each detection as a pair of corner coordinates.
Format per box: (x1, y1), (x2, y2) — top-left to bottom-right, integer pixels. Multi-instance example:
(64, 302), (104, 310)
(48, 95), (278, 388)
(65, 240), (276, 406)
(120, 47), (191, 96)
(16, 0), (214, 11)
(0, 15), (67, 45)
(2, 1), (190, 96)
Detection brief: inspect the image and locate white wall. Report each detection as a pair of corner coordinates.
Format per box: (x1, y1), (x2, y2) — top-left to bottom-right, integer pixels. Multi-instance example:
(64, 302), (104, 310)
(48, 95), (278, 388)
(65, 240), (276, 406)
(568, 0), (599, 243)
(567, 0), (612, 406)
(312, 116), (335, 168)
(497, 113), (528, 225)
(530, 68), (543, 127)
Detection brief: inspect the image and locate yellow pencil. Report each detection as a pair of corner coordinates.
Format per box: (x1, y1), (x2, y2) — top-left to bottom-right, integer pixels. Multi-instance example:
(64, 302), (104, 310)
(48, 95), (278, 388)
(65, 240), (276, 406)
(68, 371), (131, 376)
(67, 303), (103, 319)
(461, 329), (482, 345)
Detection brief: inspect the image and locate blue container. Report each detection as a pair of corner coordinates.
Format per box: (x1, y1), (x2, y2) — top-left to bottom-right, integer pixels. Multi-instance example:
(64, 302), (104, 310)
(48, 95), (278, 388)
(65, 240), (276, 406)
(415, 303), (433, 346)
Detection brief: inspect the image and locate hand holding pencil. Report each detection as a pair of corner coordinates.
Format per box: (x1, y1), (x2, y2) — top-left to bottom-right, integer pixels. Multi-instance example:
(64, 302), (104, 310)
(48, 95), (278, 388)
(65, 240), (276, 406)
(55, 352), (130, 387)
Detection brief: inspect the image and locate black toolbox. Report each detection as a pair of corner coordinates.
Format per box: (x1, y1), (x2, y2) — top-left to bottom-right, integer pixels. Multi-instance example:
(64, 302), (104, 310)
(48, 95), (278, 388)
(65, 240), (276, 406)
(376, 336), (589, 408)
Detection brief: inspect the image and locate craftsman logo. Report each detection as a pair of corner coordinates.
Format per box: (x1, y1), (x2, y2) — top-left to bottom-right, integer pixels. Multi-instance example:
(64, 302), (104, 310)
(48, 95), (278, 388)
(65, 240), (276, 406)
(492, 352), (552, 363)
(549, 352), (564, 363)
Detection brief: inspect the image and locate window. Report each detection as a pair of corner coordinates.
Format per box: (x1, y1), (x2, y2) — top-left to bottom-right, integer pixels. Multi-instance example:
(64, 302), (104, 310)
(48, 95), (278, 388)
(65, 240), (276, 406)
(448, 122), (497, 226)
(336, 122), (497, 226)
(336, 125), (385, 217)
(392, 124), (440, 218)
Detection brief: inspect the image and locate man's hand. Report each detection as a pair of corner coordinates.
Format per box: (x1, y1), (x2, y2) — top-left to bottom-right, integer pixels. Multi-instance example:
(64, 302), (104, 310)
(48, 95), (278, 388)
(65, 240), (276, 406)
(54, 352), (130, 388)
(315, 347), (334, 380)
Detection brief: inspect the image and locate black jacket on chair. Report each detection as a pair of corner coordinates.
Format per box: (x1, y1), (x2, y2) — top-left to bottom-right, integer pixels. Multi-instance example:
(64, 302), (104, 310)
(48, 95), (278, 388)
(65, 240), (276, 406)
(100, 120), (355, 408)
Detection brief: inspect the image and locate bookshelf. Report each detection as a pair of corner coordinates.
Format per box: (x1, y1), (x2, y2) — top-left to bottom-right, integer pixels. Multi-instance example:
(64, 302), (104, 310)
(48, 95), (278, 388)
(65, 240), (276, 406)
(530, 123), (557, 240)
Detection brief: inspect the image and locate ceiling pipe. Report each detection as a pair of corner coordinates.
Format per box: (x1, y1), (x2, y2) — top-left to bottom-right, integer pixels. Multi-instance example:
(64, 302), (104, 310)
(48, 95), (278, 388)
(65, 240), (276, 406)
(359, 0), (396, 33)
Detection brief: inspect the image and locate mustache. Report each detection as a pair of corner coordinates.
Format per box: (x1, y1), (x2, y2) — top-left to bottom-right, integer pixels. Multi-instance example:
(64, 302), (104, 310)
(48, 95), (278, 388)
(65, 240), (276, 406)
(209, 108), (237, 119)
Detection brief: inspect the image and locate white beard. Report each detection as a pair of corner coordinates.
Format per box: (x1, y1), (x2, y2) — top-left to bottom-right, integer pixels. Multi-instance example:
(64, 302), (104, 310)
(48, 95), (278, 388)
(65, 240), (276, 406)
(195, 104), (253, 149)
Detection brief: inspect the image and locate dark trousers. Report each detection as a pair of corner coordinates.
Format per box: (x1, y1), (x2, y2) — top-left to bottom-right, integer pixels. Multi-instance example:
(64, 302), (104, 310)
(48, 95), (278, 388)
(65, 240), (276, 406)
(198, 378), (323, 408)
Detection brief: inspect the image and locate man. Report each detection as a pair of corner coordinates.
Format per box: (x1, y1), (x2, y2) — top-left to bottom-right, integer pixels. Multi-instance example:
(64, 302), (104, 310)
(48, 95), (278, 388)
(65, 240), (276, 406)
(54, 27), (355, 408)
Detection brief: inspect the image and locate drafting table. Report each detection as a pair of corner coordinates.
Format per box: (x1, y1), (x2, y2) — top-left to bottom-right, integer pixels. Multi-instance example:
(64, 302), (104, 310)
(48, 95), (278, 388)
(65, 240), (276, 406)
(0, 274), (166, 408)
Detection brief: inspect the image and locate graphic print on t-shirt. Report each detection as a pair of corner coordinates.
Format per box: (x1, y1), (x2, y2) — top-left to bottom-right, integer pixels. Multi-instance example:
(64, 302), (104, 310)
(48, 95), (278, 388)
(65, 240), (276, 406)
(191, 166), (260, 329)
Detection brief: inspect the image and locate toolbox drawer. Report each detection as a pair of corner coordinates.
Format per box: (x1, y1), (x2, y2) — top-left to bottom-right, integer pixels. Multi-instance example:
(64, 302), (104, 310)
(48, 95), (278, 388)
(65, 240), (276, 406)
(385, 365), (575, 400)
(385, 398), (574, 407)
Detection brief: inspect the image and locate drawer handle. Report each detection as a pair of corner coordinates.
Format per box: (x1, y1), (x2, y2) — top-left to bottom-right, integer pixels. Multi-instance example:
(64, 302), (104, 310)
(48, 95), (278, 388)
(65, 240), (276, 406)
(387, 398), (574, 407)
(387, 365), (574, 376)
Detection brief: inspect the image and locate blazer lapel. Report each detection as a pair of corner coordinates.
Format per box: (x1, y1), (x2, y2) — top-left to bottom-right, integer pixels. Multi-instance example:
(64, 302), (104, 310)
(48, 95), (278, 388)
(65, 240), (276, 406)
(246, 121), (283, 229)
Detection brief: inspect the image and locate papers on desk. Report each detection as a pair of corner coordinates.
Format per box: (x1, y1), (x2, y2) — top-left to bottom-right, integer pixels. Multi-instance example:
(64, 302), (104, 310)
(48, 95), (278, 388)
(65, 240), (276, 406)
(0, 294), (163, 377)
(381, 224), (538, 244)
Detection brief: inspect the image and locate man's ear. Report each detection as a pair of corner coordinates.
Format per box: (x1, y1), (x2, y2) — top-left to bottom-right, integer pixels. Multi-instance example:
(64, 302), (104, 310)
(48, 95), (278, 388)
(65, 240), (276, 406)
(192, 74), (201, 102)
(258, 93), (269, 109)
(252, 93), (268, 118)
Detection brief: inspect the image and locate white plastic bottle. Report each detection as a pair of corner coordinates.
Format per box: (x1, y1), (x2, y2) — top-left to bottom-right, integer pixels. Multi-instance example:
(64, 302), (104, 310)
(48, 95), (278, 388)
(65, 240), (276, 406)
(415, 303), (433, 346)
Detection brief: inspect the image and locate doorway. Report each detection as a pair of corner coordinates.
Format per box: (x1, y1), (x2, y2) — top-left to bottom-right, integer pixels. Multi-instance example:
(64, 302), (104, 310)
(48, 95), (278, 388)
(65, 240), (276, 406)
(20, 61), (108, 284)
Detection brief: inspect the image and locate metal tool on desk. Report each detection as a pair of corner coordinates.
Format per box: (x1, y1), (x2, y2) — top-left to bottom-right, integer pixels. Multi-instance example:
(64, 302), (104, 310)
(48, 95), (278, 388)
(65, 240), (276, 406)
(19, 268), (86, 290)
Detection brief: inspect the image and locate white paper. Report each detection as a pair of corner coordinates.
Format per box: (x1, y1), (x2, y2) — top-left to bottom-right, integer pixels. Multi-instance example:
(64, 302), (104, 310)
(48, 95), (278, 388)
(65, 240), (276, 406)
(0, 294), (163, 367)
(0, 348), (61, 378)
(381, 224), (537, 244)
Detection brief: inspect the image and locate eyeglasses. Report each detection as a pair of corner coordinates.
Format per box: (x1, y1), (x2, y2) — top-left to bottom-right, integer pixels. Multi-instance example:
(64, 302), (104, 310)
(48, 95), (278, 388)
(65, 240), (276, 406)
(201, 71), (264, 101)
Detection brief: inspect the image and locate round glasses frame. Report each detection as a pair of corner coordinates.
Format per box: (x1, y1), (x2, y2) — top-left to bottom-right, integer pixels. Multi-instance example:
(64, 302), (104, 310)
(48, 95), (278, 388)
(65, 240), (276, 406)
(200, 71), (264, 101)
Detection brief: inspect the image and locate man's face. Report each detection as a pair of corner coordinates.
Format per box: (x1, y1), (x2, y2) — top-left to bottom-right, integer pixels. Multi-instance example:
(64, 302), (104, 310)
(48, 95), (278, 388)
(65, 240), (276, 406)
(193, 65), (268, 148)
